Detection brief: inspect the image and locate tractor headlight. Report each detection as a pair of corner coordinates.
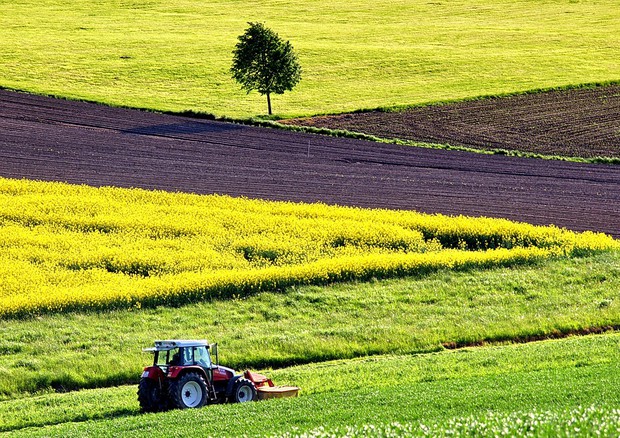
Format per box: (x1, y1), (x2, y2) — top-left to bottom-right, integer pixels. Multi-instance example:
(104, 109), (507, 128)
(141, 370), (150, 378)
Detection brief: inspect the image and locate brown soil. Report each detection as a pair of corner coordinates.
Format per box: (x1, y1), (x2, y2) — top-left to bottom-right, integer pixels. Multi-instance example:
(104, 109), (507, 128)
(1, 89), (619, 237)
(283, 85), (620, 159)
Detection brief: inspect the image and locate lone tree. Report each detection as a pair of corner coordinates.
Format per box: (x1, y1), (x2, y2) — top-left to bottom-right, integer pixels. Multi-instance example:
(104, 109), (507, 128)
(231, 22), (302, 115)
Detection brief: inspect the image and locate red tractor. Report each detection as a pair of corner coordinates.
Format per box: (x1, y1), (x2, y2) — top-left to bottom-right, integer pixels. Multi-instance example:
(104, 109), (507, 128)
(138, 340), (298, 411)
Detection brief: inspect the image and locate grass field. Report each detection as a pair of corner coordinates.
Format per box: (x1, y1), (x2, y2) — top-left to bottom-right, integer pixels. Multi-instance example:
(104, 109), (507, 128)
(1, 247), (618, 398)
(2, 333), (619, 435)
(1, 0), (618, 118)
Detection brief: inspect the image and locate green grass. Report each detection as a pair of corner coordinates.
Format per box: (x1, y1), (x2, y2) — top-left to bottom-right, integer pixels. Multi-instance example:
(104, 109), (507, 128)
(1, 250), (618, 398)
(2, 333), (619, 435)
(1, 0), (618, 118)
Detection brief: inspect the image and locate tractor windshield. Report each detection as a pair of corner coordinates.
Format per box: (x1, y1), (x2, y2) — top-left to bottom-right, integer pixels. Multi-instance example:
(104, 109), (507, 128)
(193, 346), (212, 368)
(152, 346), (211, 368)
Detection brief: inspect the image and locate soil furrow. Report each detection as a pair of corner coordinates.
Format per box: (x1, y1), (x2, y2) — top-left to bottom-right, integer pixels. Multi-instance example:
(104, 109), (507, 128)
(285, 85), (620, 159)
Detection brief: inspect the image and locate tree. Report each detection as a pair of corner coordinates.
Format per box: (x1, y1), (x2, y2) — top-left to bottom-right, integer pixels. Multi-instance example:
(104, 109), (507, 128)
(231, 22), (302, 115)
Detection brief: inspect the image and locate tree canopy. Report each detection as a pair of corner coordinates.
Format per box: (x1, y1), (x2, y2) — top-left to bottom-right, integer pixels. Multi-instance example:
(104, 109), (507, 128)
(231, 22), (302, 115)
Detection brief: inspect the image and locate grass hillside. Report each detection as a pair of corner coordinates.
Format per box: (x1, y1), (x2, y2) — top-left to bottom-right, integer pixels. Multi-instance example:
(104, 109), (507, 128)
(2, 334), (619, 435)
(0, 0), (618, 118)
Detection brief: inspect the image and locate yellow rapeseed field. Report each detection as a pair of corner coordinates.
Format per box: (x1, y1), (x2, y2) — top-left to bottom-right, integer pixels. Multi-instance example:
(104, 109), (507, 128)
(0, 177), (617, 317)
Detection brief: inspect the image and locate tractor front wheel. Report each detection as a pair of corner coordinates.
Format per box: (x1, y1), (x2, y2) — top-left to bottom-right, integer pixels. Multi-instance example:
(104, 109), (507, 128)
(231, 378), (257, 403)
(168, 372), (209, 409)
(137, 378), (167, 412)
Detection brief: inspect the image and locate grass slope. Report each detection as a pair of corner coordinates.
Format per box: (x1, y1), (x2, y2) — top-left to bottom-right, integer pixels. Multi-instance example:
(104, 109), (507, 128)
(0, 250), (618, 398)
(2, 333), (619, 435)
(0, 0), (618, 118)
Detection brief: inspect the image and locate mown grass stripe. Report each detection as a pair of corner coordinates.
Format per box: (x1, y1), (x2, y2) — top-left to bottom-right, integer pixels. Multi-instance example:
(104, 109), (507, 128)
(1, 333), (619, 434)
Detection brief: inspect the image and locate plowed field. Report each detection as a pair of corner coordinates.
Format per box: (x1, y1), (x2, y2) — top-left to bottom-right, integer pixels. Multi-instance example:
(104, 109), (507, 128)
(1, 90), (619, 237)
(284, 86), (620, 159)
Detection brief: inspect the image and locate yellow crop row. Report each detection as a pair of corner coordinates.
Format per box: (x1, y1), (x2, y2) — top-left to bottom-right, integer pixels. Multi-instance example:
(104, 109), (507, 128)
(0, 177), (617, 317)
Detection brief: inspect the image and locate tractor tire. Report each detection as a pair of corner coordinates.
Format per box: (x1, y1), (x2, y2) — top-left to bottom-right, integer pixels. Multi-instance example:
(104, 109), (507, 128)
(168, 372), (209, 409)
(137, 378), (167, 412)
(231, 378), (257, 403)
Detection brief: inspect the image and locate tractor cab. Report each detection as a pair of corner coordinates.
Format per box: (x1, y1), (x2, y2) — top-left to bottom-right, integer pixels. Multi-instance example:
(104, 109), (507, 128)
(146, 340), (215, 372)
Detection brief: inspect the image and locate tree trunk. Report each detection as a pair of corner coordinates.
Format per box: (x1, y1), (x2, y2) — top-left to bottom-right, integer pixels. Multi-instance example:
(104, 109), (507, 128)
(266, 92), (272, 115)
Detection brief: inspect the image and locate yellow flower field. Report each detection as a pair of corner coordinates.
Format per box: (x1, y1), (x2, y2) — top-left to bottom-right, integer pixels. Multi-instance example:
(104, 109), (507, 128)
(0, 177), (617, 317)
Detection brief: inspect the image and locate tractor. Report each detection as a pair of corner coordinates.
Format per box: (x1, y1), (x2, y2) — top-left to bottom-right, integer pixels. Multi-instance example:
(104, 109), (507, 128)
(138, 340), (298, 411)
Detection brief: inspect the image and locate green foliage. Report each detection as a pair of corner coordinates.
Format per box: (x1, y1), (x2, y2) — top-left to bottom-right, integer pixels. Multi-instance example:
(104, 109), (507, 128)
(231, 22), (301, 114)
(3, 334), (619, 435)
(0, 250), (618, 398)
(0, 0), (618, 117)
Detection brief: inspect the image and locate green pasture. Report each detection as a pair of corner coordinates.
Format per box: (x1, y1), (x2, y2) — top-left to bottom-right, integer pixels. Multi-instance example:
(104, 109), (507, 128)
(1, 0), (618, 118)
(0, 250), (618, 399)
(2, 333), (619, 435)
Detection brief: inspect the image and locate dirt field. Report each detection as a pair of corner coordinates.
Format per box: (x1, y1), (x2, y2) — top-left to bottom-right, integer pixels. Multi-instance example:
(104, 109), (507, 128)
(1, 90), (619, 237)
(284, 86), (620, 159)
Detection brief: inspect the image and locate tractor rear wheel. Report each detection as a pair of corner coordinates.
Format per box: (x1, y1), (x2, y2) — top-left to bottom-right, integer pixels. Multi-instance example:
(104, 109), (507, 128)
(168, 372), (209, 409)
(137, 378), (167, 412)
(231, 378), (257, 403)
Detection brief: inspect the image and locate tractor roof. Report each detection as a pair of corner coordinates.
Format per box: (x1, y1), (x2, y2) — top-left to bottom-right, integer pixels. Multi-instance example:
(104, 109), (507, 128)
(143, 340), (209, 352)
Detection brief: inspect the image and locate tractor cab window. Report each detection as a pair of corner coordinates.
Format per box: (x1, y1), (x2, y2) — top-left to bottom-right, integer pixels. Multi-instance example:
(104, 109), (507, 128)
(156, 348), (181, 367)
(193, 346), (212, 368)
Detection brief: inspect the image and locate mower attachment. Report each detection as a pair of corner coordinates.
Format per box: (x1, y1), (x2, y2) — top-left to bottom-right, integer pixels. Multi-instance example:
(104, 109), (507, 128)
(244, 370), (300, 400)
